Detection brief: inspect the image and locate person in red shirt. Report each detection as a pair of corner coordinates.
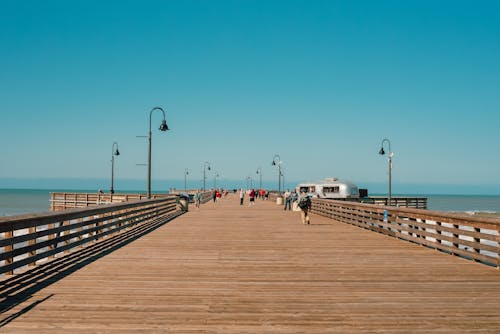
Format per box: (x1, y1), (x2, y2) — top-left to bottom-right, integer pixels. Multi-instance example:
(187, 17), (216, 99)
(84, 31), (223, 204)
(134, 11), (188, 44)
(249, 189), (256, 205)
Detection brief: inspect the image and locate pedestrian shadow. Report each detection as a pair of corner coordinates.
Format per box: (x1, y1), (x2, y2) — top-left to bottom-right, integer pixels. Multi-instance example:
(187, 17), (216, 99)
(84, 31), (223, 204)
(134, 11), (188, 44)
(0, 210), (183, 327)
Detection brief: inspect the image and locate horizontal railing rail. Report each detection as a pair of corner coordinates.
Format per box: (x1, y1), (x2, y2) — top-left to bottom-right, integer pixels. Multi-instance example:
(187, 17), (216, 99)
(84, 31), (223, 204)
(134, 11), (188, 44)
(50, 192), (173, 211)
(268, 192), (427, 209)
(0, 197), (181, 276)
(169, 190), (219, 204)
(310, 198), (500, 268)
(351, 196), (427, 209)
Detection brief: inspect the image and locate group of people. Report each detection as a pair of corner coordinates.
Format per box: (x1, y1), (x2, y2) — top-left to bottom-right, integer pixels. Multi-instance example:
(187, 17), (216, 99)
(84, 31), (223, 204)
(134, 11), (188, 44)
(212, 189), (229, 203)
(239, 188), (270, 205)
(195, 187), (311, 225)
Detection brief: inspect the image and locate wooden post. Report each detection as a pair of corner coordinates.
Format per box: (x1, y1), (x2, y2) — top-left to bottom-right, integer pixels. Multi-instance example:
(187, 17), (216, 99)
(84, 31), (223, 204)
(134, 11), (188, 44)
(497, 231), (500, 268)
(436, 221), (443, 248)
(473, 227), (481, 262)
(28, 226), (36, 267)
(48, 222), (55, 259)
(452, 224), (460, 256)
(4, 228), (14, 275)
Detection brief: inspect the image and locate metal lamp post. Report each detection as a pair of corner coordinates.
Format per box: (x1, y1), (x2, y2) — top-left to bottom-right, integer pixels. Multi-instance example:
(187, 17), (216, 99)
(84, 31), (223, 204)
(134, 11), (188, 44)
(246, 176), (252, 189)
(184, 168), (189, 192)
(203, 161), (211, 191)
(379, 138), (393, 205)
(256, 167), (262, 190)
(110, 142), (120, 194)
(271, 154), (282, 195)
(214, 171), (219, 189)
(147, 106), (169, 199)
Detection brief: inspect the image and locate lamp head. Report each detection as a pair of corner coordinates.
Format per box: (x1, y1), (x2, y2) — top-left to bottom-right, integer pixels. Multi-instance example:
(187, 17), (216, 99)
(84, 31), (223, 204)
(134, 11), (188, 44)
(379, 147), (385, 155)
(272, 161), (276, 166)
(159, 119), (169, 131)
(114, 148), (120, 156)
(208, 166), (211, 171)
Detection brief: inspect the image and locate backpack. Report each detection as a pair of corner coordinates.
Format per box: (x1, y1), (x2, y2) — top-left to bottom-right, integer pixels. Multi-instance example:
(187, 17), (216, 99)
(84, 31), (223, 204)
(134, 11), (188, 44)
(298, 197), (310, 209)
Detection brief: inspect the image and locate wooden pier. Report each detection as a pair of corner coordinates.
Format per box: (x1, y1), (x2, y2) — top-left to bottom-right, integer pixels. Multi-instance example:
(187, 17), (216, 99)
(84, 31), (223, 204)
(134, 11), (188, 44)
(2, 194), (500, 333)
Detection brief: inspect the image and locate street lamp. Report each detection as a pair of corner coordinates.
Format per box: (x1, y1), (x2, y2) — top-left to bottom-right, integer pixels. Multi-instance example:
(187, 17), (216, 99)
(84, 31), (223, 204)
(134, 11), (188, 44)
(110, 142), (120, 194)
(203, 161), (211, 191)
(256, 167), (262, 190)
(271, 154), (282, 195)
(214, 171), (219, 189)
(147, 106), (169, 199)
(379, 138), (393, 205)
(184, 168), (189, 192)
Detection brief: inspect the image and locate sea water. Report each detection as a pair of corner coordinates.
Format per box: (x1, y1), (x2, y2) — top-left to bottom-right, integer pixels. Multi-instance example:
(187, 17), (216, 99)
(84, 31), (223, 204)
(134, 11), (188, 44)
(0, 189), (53, 216)
(427, 194), (500, 213)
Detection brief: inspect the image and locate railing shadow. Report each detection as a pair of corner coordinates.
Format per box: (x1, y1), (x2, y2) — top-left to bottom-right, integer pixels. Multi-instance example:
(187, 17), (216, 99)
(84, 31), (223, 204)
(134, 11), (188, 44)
(0, 210), (183, 326)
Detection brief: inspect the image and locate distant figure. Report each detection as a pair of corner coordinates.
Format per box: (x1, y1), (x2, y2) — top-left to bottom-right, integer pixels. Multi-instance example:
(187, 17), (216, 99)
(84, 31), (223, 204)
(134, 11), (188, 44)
(239, 188), (245, 205)
(283, 189), (292, 211)
(249, 189), (256, 205)
(213, 190), (217, 203)
(259, 189), (265, 200)
(265, 190), (269, 200)
(298, 191), (311, 224)
(291, 190), (298, 207)
(195, 189), (202, 208)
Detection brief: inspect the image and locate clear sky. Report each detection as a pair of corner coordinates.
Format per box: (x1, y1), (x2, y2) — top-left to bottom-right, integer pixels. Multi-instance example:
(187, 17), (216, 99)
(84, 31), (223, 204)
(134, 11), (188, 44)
(1, 0), (499, 193)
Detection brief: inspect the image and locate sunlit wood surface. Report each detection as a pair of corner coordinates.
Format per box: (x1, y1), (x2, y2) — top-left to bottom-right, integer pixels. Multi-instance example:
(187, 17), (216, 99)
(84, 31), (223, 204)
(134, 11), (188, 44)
(2, 194), (500, 333)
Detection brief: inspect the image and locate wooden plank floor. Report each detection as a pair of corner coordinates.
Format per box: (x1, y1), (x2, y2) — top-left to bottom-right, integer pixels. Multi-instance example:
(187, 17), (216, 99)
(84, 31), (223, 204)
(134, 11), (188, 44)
(2, 194), (500, 333)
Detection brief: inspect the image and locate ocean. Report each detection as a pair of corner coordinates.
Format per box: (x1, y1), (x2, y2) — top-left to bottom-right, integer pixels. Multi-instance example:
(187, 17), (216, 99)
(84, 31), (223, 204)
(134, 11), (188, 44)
(0, 188), (150, 216)
(1, 189), (500, 216)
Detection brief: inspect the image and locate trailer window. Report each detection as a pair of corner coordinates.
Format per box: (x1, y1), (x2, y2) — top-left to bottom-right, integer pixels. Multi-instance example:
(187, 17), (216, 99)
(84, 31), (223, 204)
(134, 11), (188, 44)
(299, 186), (315, 193)
(323, 186), (339, 193)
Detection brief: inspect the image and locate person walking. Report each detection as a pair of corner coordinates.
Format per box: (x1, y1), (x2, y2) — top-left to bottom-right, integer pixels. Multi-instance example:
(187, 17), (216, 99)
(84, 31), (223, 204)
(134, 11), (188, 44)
(239, 188), (245, 205)
(298, 191), (311, 224)
(259, 188), (265, 200)
(195, 189), (202, 208)
(283, 189), (292, 211)
(249, 188), (256, 205)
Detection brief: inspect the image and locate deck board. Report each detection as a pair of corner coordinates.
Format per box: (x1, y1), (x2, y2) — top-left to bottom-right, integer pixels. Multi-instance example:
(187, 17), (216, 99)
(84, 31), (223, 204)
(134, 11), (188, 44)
(2, 194), (500, 333)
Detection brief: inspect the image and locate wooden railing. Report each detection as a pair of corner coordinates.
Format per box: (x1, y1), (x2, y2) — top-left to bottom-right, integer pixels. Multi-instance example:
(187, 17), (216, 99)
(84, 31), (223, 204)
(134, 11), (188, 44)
(268, 192), (427, 209)
(310, 199), (500, 268)
(354, 196), (427, 209)
(168, 190), (214, 205)
(50, 192), (172, 211)
(0, 197), (180, 275)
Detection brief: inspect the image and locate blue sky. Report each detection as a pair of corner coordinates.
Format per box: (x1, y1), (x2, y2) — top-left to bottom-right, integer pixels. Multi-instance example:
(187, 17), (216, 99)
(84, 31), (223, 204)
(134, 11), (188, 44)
(1, 0), (499, 193)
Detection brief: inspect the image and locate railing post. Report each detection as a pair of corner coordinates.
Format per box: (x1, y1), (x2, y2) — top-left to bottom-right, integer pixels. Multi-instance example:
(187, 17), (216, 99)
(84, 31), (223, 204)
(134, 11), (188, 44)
(28, 226), (36, 267)
(473, 227), (481, 262)
(4, 227), (14, 275)
(497, 231), (500, 268)
(452, 224), (460, 256)
(48, 221), (56, 259)
(436, 221), (443, 248)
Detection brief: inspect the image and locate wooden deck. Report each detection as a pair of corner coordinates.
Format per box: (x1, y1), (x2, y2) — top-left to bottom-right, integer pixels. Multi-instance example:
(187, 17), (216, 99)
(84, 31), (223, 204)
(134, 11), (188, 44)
(2, 194), (500, 333)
